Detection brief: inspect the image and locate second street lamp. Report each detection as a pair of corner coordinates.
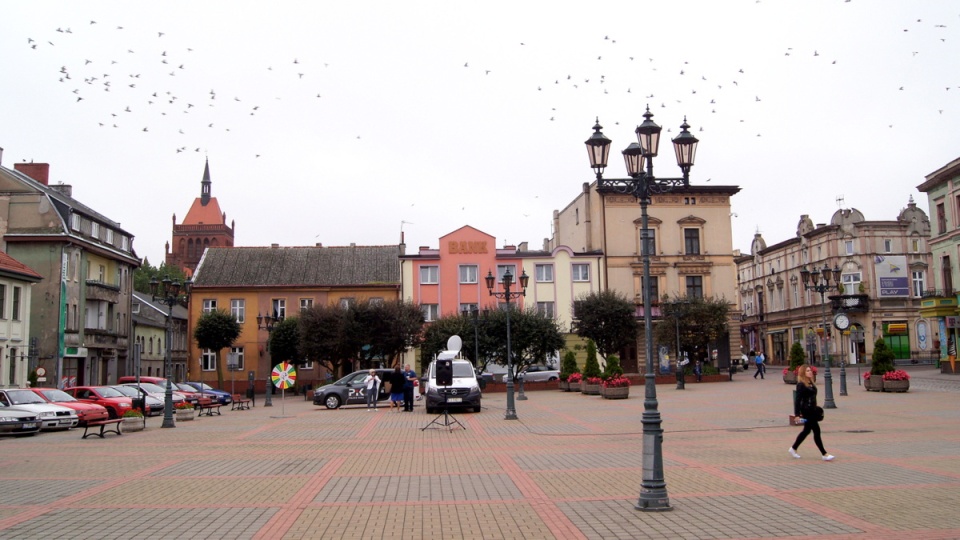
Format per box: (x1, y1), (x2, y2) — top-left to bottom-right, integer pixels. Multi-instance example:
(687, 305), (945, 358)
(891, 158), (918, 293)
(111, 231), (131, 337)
(257, 311), (284, 407)
(584, 106), (699, 512)
(485, 268), (528, 420)
(149, 275), (192, 429)
(800, 264), (842, 409)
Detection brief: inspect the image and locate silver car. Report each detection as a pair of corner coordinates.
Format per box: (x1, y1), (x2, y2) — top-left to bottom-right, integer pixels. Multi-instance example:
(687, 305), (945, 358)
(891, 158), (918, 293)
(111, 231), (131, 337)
(0, 389), (79, 430)
(0, 405), (40, 437)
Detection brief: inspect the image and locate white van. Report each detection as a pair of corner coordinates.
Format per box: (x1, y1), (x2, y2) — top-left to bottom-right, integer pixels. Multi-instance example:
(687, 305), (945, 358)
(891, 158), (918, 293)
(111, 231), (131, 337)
(423, 354), (482, 414)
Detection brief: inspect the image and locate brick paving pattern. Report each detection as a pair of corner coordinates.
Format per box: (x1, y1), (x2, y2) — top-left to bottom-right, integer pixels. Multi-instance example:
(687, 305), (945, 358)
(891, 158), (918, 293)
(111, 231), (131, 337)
(0, 365), (958, 539)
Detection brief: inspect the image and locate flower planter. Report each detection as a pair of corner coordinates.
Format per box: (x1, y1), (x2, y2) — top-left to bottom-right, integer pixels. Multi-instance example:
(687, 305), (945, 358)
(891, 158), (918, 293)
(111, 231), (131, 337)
(864, 377), (883, 392)
(567, 382), (580, 392)
(581, 382), (601, 395)
(882, 379), (910, 393)
(601, 386), (629, 399)
(558, 381), (570, 391)
(176, 410), (195, 422)
(121, 417), (145, 432)
(783, 372), (798, 385)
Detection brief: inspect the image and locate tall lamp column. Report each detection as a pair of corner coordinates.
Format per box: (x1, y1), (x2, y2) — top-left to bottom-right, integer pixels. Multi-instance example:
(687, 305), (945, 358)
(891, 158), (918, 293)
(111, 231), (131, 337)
(257, 311), (284, 407)
(150, 275), (192, 429)
(485, 268), (528, 421)
(800, 264), (841, 409)
(584, 107), (699, 512)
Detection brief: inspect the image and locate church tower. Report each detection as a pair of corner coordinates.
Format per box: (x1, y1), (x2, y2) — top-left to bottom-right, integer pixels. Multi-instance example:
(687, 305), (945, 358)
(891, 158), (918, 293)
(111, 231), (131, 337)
(165, 159), (235, 276)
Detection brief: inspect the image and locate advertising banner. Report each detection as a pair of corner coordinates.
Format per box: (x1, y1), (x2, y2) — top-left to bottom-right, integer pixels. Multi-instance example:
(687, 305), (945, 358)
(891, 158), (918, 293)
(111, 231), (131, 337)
(875, 255), (909, 297)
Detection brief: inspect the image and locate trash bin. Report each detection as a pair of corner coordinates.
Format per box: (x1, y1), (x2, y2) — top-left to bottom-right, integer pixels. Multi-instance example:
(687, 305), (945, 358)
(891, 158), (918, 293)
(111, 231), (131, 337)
(132, 397), (145, 414)
(246, 387), (255, 407)
(479, 373), (493, 390)
(676, 368), (685, 390)
(303, 383), (313, 401)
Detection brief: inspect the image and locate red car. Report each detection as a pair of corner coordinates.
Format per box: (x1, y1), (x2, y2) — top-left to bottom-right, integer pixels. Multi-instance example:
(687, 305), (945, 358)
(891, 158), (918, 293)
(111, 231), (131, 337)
(31, 388), (110, 426)
(66, 386), (134, 419)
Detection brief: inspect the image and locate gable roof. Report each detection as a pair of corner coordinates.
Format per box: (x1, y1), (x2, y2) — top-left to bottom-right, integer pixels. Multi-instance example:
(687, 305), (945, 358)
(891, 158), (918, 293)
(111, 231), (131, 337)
(182, 196), (225, 225)
(192, 245), (401, 288)
(0, 251), (43, 282)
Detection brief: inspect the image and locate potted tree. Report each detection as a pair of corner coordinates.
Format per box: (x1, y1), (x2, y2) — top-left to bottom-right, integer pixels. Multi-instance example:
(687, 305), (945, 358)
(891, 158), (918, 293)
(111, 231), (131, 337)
(558, 350), (580, 392)
(600, 355), (629, 399)
(581, 341), (603, 395)
(866, 338), (895, 391)
(783, 342), (806, 384)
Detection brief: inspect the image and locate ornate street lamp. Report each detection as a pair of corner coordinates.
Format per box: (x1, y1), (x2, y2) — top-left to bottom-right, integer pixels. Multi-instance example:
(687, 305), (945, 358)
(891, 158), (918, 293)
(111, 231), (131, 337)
(149, 275), (192, 428)
(800, 263), (842, 409)
(257, 310), (284, 407)
(485, 268), (528, 420)
(584, 107), (698, 512)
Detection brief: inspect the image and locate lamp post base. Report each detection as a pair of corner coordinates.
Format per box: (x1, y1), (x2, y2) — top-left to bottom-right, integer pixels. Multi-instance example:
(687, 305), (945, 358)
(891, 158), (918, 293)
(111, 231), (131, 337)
(823, 367), (837, 409)
(839, 363), (848, 396)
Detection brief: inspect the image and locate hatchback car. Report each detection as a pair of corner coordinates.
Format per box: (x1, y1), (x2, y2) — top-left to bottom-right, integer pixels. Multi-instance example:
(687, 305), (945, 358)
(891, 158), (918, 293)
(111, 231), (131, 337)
(112, 385), (166, 416)
(31, 388), (110, 426)
(0, 388), (79, 430)
(0, 404), (40, 437)
(183, 382), (233, 406)
(67, 386), (134, 419)
(116, 376), (201, 405)
(518, 365), (560, 382)
(313, 369), (394, 409)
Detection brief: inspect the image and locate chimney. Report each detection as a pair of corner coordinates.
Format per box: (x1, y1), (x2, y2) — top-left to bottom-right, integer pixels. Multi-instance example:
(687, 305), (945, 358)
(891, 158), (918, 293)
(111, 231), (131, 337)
(271, 243), (279, 248)
(50, 184), (73, 198)
(0, 147), (4, 165)
(518, 241), (528, 251)
(14, 163), (50, 185)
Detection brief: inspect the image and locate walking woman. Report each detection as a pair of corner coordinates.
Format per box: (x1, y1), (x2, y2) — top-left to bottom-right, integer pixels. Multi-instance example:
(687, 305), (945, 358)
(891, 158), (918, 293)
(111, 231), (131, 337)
(389, 366), (406, 412)
(789, 364), (835, 461)
(363, 370), (381, 411)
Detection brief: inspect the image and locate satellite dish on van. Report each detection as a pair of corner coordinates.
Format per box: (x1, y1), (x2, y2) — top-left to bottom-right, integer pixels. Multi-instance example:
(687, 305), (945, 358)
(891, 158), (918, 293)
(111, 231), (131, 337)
(446, 335), (463, 353)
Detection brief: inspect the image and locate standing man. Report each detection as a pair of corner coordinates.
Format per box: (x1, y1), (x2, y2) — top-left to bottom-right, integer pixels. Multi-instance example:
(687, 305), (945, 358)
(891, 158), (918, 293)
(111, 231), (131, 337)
(402, 364), (418, 411)
(753, 350), (766, 379)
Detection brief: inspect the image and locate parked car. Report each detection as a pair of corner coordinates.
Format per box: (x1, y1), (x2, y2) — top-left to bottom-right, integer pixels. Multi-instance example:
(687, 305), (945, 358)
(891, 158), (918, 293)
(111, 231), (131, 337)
(518, 365), (560, 382)
(313, 369), (394, 409)
(183, 382), (233, 406)
(0, 388), (79, 430)
(112, 385), (166, 416)
(117, 376), (200, 405)
(172, 383), (203, 405)
(31, 388), (110, 426)
(0, 404), (40, 437)
(423, 358), (482, 413)
(66, 386), (134, 419)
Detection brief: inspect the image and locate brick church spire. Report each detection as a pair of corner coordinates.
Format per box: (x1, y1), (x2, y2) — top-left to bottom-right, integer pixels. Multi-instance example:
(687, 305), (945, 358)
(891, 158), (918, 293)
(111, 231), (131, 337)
(201, 158), (212, 205)
(165, 159), (235, 276)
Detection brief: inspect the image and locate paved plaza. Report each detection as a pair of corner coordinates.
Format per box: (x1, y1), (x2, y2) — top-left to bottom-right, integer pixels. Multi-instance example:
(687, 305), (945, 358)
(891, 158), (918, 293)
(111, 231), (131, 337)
(0, 366), (958, 539)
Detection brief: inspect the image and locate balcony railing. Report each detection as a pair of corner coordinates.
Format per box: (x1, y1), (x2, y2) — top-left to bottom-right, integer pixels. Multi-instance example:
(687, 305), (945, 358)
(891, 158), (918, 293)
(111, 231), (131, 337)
(921, 288), (955, 299)
(828, 294), (869, 312)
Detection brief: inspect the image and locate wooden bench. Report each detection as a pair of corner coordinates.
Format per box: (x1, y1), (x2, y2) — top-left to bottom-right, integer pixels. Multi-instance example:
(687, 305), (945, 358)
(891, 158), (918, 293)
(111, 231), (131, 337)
(82, 418), (123, 439)
(231, 394), (251, 410)
(197, 397), (222, 417)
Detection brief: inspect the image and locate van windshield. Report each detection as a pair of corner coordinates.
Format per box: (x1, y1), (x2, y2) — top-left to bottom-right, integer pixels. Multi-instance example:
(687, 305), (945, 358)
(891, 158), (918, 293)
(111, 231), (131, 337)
(453, 364), (475, 377)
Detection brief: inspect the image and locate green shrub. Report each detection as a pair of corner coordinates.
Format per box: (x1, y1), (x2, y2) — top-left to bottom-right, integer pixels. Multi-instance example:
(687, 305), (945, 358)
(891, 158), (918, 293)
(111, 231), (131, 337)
(788, 341), (806, 372)
(871, 338), (895, 375)
(601, 355), (623, 379)
(559, 350), (579, 381)
(582, 340), (602, 379)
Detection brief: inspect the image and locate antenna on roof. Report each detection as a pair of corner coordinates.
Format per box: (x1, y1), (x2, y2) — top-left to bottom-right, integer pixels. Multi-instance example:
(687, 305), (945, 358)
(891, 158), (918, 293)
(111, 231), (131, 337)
(836, 195), (845, 209)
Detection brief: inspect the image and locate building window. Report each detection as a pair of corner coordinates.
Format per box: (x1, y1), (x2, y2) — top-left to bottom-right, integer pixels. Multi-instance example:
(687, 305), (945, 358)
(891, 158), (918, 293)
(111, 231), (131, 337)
(273, 299), (286, 318)
(460, 303), (478, 314)
(202, 299), (217, 313)
(536, 301), (555, 318)
(91, 222), (100, 239)
(339, 298), (355, 309)
(912, 239), (920, 253)
(229, 347), (245, 370)
(0, 285), (5, 319)
(845, 240), (854, 255)
(535, 264), (554, 282)
(11, 287), (21, 321)
(106, 229), (114, 245)
(883, 239), (893, 253)
(121, 236), (129, 251)
(230, 299), (245, 323)
(912, 271), (926, 297)
(686, 276), (703, 298)
(300, 298), (313, 312)
(369, 297), (384, 306)
(937, 203), (946, 234)
(642, 230), (657, 256)
(642, 276), (659, 304)
(684, 197), (697, 205)
(459, 265), (478, 284)
(420, 266), (439, 284)
(572, 264), (590, 282)
(792, 283), (799, 308)
(301, 360), (314, 370)
(71, 213), (81, 231)
(684, 228), (700, 255)
(422, 304), (439, 322)
(841, 272), (861, 292)
(496, 264), (517, 282)
(201, 350), (216, 371)
(944, 256), (954, 293)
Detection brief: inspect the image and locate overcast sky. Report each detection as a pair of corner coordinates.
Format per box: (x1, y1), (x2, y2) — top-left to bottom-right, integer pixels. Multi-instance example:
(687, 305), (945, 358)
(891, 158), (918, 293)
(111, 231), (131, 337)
(2, 1), (958, 266)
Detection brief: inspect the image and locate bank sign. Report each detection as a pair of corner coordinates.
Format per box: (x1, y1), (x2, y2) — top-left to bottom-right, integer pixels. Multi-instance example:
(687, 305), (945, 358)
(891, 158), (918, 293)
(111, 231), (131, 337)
(876, 255), (909, 297)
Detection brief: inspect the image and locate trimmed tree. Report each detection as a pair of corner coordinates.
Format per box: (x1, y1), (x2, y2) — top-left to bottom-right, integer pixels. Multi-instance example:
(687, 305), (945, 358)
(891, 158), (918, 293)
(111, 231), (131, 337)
(572, 290), (638, 359)
(193, 309), (241, 389)
(559, 349), (579, 382)
(871, 338), (896, 376)
(788, 341), (806, 374)
(601, 355), (623, 380)
(582, 340), (602, 380)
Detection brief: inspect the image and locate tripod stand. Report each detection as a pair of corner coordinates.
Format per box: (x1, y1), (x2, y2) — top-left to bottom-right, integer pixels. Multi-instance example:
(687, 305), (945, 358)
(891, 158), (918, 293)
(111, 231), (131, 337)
(421, 391), (465, 431)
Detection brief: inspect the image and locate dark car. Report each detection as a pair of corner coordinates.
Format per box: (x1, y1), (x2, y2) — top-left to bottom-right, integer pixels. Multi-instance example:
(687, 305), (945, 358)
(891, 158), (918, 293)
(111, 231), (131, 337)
(183, 382), (233, 406)
(313, 369), (393, 409)
(0, 405), (40, 437)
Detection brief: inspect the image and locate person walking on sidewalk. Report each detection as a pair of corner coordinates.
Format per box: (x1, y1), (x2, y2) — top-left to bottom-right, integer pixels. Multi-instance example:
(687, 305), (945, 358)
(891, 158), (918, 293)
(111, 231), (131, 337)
(363, 370), (381, 411)
(753, 350), (766, 379)
(789, 364), (835, 461)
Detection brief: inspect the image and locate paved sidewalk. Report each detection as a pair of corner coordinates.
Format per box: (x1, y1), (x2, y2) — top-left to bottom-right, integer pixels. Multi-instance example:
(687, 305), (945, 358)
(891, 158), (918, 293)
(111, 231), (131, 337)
(0, 373), (958, 539)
